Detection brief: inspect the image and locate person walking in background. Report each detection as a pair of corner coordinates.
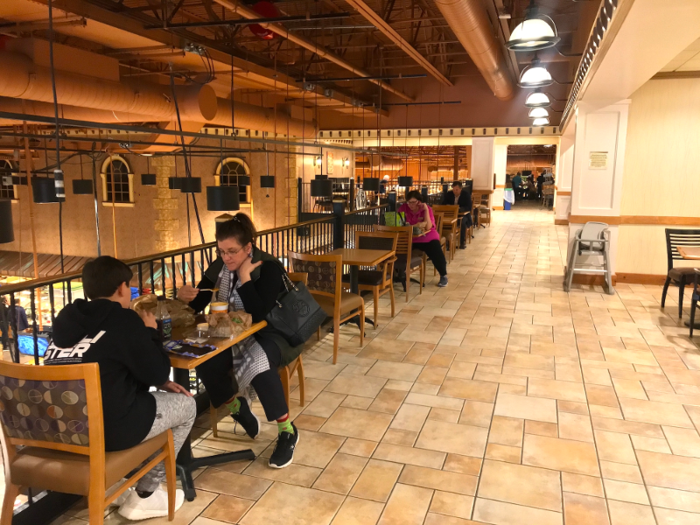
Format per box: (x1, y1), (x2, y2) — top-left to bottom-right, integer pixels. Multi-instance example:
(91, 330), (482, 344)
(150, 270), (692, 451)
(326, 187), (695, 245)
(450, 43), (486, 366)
(398, 191), (449, 287)
(442, 181), (472, 249)
(512, 172), (523, 200)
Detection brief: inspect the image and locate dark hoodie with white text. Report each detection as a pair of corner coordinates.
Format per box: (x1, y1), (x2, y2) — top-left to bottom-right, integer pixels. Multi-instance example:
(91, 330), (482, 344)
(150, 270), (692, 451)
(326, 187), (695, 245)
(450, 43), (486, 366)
(45, 299), (171, 451)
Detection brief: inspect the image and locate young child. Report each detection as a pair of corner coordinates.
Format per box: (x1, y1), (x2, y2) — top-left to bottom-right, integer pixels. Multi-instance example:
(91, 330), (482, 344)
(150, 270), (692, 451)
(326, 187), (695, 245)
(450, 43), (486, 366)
(45, 256), (196, 521)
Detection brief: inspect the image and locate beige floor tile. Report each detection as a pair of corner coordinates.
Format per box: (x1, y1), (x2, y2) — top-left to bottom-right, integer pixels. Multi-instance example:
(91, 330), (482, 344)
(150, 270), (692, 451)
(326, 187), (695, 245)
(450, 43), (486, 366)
(373, 443), (446, 469)
(294, 415), (328, 431)
(404, 392), (465, 411)
(411, 382), (440, 395)
(439, 378), (499, 402)
(243, 458), (323, 487)
(446, 361), (478, 379)
(313, 453), (368, 495)
(630, 434), (671, 454)
(201, 495), (254, 524)
(473, 498), (563, 525)
(525, 420), (559, 437)
(595, 430), (637, 465)
(417, 366), (449, 385)
(399, 465), (478, 495)
(611, 377), (648, 400)
(662, 426), (700, 458)
(325, 374), (388, 398)
(604, 479), (649, 505)
(366, 361), (424, 382)
(591, 416), (665, 438)
(478, 459), (561, 511)
(648, 486), (700, 513)
(416, 419), (488, 457)
(485, 443), (522, 463)
(429, 491), (475, 520)
(523, 434), (600, 476)
(489, 416), (524, 447)
(618, 398), (693, 428)
(636, 450), (700, 492)
(377, 483), (433, 525)
(528, 378), (587, 403)
(384, 379), (414, 391)
(459, 400), (495, 428)
(330, 497), (385, 525)
(195, 469), (273, 500)
(368, 389), (408, 415)
(473, 371), (528, 386)
(654, 508), (700, 525)
(240, 482), (344, 525)
(562, 472), (605, 497)
(600, 461), (643, 484)
(320, 408), (393, 441)
(429, 407), (461, 423)
(423, 513), (480, 525)
(559, 412), (594, 442)
(606, 500), (656, 525)
(350, 459), (403, 503)
(342, 396), (374, 410)
(494, 393), (558, 423)
(443, 454), (483, 476)
(390, 404), (431, 432)
(382, 428), (418, 446)
(504, 353), (554, 371)
(558, 400), (590, 415)
(585, 385), (620, 408)
(340, 438), (378, 458)
(563, 493), (610, 525)
(293, 432), (346, 468)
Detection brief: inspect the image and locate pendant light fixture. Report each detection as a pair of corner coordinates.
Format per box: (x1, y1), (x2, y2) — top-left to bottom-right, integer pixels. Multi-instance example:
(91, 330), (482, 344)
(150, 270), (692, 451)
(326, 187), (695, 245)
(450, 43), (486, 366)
(507, 1), (560, 52)
(528, 107), (550, 118)
(180, 177), (202, 193)
(141, 155), (156, 186)
(0, 199), (13, 243)
(525, 90), (551, 108)
(363, 177), (380, 192)
(260, 144), (275, 197)
(519, 58), (553, 88)
(310, 178), (332, 197)
(72, 155), (93, 194)
(207, 185), (240, 211)
(532, 117), (550, 126)
(33, 177), (58, 203)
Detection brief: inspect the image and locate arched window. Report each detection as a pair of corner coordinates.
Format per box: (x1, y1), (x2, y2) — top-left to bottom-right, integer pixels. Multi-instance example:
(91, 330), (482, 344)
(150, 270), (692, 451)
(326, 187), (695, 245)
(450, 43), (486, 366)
(100, 155), (134, 204)
(216, 158), (250, 204)
(0, 160), (18, 200)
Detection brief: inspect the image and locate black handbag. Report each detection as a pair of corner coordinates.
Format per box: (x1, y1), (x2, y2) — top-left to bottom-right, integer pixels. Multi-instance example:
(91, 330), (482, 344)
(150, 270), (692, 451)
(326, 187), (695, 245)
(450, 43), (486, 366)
(266, 272), (326, 347)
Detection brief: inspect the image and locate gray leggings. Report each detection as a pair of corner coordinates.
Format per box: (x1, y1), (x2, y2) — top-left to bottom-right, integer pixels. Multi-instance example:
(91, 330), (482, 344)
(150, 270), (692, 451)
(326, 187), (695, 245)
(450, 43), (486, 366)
(137, 392), (197, 492)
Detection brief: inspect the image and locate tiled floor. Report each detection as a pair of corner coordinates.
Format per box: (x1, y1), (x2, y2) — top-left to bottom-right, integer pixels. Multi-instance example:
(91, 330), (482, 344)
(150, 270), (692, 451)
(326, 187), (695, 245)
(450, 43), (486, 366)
(44, 204), (700, 524)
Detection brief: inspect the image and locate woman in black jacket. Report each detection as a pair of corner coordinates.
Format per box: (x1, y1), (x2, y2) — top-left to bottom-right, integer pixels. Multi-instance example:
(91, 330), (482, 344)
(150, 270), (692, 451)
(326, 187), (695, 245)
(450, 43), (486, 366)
(177, 214), (300, 468)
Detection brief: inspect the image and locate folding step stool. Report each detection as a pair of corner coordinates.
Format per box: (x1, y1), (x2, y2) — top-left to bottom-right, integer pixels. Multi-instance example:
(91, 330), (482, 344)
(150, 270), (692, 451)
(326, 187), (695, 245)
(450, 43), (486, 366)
(564, 222), (614, 295)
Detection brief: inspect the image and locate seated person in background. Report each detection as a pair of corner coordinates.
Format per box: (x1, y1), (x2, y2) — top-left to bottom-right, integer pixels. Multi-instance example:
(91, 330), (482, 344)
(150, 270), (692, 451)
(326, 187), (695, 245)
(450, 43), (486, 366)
(442, 181), (473, 249)
(399, 190), (449, 288)
(537, 172), (545, 199)
(177, 213), (301, 469)
(45, 256), (196, 521)
(512, 172), (523, 200)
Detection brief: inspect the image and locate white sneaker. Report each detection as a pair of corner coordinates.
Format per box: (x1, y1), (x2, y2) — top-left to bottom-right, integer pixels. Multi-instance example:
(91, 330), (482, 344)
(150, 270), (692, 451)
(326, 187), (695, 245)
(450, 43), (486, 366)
(107, 479), (133, 507)
(118, 487), (185, 521)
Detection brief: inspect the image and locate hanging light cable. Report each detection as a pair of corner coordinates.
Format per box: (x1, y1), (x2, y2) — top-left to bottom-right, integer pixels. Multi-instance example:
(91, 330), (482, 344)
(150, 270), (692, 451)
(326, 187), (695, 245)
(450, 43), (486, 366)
(507, 0), (560, 52)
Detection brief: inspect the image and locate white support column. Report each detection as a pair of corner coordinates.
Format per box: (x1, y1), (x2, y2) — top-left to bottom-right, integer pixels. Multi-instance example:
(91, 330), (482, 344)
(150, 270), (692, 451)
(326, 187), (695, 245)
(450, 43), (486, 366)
(471, 137), (495, 207)
(493, 144), (507, 210)
(555, 132), (574, 224)
(568, 101), (630, 277)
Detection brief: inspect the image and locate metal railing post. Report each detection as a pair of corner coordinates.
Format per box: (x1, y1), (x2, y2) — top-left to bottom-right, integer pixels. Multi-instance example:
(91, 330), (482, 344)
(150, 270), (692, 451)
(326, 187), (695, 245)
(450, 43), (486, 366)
(332, 201), (345, 249)
(388, 191), (397, 212)
(297, 177), (303, 222)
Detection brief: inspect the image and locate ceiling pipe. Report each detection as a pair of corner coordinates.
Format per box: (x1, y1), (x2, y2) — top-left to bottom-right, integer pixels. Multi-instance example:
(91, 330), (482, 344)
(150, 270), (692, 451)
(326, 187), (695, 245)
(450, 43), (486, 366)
(212, 99), (315, 138)
(432, 0), (516, 101)
(211, 0), (413, 102)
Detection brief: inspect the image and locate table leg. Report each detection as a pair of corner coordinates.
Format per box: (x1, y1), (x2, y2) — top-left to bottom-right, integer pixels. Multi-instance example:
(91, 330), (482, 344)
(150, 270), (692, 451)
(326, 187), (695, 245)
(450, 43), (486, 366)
(172, 368), (255, 502)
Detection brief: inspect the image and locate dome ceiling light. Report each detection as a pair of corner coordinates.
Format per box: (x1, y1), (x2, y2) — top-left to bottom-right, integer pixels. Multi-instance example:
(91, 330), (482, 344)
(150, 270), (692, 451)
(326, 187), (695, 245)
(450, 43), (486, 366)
(528, 107), (550, 118)
(525, 91), (551, 108)
(532, 117), (550, 126)
(506, 1), (560, 52)
(519, 58), (553, 88)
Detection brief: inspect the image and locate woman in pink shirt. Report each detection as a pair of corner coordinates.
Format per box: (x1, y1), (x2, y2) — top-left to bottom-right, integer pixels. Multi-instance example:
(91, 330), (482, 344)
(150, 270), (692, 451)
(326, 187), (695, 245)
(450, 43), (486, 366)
(397, 190), (448, 287)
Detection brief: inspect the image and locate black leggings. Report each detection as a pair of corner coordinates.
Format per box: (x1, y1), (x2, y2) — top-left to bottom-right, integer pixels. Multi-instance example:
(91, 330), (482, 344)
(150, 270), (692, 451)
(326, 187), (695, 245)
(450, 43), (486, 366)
(195, 338), (288, 421)
(413, 240), (448, 277)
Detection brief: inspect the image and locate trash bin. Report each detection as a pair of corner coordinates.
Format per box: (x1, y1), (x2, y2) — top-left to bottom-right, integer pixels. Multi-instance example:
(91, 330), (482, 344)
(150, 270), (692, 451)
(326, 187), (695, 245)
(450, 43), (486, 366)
(504, 200), (511, 210)
(504, 188), (514, 210)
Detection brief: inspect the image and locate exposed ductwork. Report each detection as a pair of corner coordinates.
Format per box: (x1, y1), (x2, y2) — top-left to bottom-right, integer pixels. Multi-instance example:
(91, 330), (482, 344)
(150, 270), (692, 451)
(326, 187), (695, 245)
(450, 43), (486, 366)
(0, 51), (316, 139)
(432, 0), (516, 101)
(212, 0), (413, 102)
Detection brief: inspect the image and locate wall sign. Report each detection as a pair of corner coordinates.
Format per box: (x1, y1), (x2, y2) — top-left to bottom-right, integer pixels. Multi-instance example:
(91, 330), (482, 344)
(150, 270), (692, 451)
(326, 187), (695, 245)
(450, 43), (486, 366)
(589, 151), (608, 170)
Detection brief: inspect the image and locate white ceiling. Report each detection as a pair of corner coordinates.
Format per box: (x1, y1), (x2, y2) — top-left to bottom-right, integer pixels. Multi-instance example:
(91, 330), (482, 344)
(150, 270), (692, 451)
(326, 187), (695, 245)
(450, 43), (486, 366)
(660, 36), (700, 72)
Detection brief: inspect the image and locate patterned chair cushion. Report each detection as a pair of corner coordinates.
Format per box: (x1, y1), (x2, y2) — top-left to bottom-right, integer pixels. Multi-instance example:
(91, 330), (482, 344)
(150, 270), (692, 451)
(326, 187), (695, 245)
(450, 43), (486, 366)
(0, 376), (89, 446)
(292, 260), (336, 294)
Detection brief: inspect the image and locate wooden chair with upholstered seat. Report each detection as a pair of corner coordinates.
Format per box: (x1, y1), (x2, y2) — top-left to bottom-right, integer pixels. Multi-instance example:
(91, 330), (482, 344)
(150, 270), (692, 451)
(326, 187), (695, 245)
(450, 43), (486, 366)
(432, 212), (448, 276)
(375, 225), (425, 303)
(0, 361), (177, 525)
(432, 205), (460, 261)
(288, 252), (364, 364)
(662, 229), (700, 318)
(341, 231), (398, 328)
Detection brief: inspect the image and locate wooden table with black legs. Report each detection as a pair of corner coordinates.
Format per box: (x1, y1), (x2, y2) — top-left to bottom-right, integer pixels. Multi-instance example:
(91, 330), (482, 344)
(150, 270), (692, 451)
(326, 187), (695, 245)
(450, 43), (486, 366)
(169, 321), (267, 501)
(676, 247), (700, 329)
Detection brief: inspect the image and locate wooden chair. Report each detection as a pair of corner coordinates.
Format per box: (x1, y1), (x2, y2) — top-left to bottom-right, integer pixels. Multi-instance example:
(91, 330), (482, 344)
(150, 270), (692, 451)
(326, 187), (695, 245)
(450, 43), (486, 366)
(474, 193), (491, 227)
(433, 212), (448, 276)
(375, 225), (425, 303)
(0, 361), (177, 525)
(289, 251), (364, 364)
(661, 229), (700, 318)
(342, 231), (397, 328)
(210, 273), (308, 437)
(433, 205), (460, 260)
(689, 269), (700, 337)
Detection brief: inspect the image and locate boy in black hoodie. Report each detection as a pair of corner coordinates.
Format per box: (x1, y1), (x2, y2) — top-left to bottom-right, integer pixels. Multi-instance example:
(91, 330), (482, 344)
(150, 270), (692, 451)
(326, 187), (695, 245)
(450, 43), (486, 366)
(45, 256), (196, 521)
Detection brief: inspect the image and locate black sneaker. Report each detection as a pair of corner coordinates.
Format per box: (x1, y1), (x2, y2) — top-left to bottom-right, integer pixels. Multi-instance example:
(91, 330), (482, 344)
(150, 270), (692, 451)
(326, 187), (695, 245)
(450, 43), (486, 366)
(231, 397), (260, 439)
(438, 276), (448, 288)
(269, 423), (299, 469)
